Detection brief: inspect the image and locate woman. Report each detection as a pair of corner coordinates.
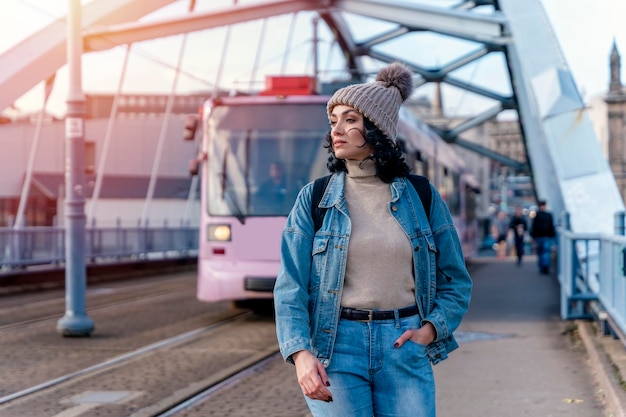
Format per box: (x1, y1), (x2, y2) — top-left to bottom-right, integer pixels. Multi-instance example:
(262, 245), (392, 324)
(274, 62), (472, 417)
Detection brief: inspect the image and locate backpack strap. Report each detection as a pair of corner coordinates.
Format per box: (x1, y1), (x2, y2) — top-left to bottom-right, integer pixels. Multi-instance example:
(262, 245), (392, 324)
(312, 175), (332, 233)
(406, 174), (432, 222)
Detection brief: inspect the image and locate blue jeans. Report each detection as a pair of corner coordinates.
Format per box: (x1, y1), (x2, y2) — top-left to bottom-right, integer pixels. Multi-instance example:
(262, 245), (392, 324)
(305, 314), (435, 417)
(535, 237), (553, 271)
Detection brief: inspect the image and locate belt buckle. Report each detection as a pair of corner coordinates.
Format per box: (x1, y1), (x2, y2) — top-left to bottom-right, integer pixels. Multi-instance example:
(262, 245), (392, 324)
(362, 309), (374, 322)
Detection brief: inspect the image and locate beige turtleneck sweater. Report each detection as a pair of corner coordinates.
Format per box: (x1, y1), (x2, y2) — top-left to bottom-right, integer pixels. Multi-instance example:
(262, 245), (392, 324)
(341, 159), (416, 310)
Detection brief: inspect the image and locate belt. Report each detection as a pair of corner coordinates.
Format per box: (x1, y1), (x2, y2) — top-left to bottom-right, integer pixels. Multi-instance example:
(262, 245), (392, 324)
(340, 305), (419, 322)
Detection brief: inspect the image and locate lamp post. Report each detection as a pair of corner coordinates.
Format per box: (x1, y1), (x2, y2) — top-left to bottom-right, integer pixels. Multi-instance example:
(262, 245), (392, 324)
(57, 0), (94, 337)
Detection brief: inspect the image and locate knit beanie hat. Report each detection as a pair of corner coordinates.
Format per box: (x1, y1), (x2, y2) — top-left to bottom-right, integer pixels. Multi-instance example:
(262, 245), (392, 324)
(327, 62), (413, 142)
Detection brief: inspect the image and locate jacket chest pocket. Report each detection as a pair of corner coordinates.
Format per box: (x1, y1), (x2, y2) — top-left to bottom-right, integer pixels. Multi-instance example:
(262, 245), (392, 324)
(311, 236), (330, 278)
(414, 231), (437, 261)
(311, 235), (348, 288)
(424, 233), (437, 257)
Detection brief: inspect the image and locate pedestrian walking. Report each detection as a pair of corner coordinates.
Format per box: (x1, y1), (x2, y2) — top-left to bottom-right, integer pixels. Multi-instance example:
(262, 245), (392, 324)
(273, 62), (472, 417)
(530, 200), (556, 274)
(492, 210), (509, 259)
(509, 205), (527, 266)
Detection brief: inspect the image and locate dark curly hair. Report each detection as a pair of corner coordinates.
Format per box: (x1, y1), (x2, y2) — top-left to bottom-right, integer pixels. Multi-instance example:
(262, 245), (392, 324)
(324, 117), (410, 183)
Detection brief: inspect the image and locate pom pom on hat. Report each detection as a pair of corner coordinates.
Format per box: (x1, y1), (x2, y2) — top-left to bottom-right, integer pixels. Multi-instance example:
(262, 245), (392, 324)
(327, 62), (413, 142)
(375, 62), (413, 101)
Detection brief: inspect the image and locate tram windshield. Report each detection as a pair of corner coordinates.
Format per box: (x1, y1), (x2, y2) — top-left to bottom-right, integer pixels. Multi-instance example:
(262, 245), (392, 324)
(205, 103), (329, 219)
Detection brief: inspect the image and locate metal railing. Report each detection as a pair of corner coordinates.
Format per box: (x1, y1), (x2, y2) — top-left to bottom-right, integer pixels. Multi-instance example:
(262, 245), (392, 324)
(0, 225), (198, 271)
(558, 219), (626, 340)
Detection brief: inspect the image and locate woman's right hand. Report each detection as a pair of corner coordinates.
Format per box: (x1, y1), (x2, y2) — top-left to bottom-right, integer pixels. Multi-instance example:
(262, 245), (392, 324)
(292, 350), (333, 403)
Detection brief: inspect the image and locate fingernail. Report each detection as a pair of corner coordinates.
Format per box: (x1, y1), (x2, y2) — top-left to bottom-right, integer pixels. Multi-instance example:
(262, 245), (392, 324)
(327, 397), (333, 403)
(394, 342), (399, 348)
(325, 381), (331, 387)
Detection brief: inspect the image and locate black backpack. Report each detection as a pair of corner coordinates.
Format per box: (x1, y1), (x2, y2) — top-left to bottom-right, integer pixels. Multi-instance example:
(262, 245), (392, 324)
(311, 174), (432, 232)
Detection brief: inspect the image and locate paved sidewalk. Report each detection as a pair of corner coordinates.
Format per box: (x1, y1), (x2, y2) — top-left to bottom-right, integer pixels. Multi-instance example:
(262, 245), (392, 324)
(432, 255), (624, 417)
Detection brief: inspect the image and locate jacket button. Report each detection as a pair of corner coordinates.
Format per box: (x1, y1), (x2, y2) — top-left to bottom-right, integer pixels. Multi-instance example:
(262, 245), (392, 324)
(414, 246), (419, 251)
(391, 205), (398, 212)
(435, 353), (442, 359)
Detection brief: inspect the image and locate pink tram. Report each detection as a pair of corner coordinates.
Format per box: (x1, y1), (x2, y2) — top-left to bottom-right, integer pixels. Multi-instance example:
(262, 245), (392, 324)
(189, 77), (479, 311)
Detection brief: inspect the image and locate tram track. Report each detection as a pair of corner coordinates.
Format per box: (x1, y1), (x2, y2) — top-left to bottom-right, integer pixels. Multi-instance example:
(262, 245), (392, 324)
(0, 311), (281, 417)
(0, 268), (284, 417)
(0, 273), (197, 331)
(0, 286), (196, 331)
(153, 352), (281, 417)
(0, 312), (249, 406)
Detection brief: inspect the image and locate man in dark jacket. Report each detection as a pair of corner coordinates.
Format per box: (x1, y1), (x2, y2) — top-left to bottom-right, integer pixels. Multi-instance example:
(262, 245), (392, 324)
(530, 200), (556, 274)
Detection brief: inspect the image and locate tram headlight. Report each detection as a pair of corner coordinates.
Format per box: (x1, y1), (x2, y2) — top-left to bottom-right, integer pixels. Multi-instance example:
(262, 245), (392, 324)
(207, 224), (231, 241)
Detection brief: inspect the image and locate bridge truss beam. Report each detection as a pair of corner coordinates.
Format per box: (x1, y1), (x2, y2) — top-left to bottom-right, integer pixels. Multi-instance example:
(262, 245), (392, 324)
(0, 0), (619, 236)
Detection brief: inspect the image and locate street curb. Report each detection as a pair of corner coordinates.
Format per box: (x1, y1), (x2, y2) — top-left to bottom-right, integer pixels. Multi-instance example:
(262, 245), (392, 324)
(577, 320), (626, 417)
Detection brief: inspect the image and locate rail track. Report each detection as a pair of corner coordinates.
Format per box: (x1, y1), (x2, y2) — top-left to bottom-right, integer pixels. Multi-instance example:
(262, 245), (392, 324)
(154, 352), (282, 417)
(0, 272), (197, 331)
(1, 309), (283, 417)
(0, 270), (285, 417)
(0, 313), (250, 405)
(0, 257), (197, 295)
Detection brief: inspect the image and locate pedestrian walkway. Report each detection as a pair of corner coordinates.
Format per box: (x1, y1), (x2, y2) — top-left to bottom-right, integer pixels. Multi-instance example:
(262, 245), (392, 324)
(433, 255), (622, 417)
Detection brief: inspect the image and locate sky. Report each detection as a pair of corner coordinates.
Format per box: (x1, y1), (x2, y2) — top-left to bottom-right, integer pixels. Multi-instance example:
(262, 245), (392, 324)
(0, 0), (625, 117)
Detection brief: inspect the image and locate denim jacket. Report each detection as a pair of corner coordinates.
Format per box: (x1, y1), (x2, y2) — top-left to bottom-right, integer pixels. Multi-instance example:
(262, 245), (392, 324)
(274, 172), (472, 366)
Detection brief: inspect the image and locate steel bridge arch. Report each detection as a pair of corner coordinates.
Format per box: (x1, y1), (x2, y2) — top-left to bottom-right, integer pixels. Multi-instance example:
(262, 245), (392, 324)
(0, 0), (621, 235)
